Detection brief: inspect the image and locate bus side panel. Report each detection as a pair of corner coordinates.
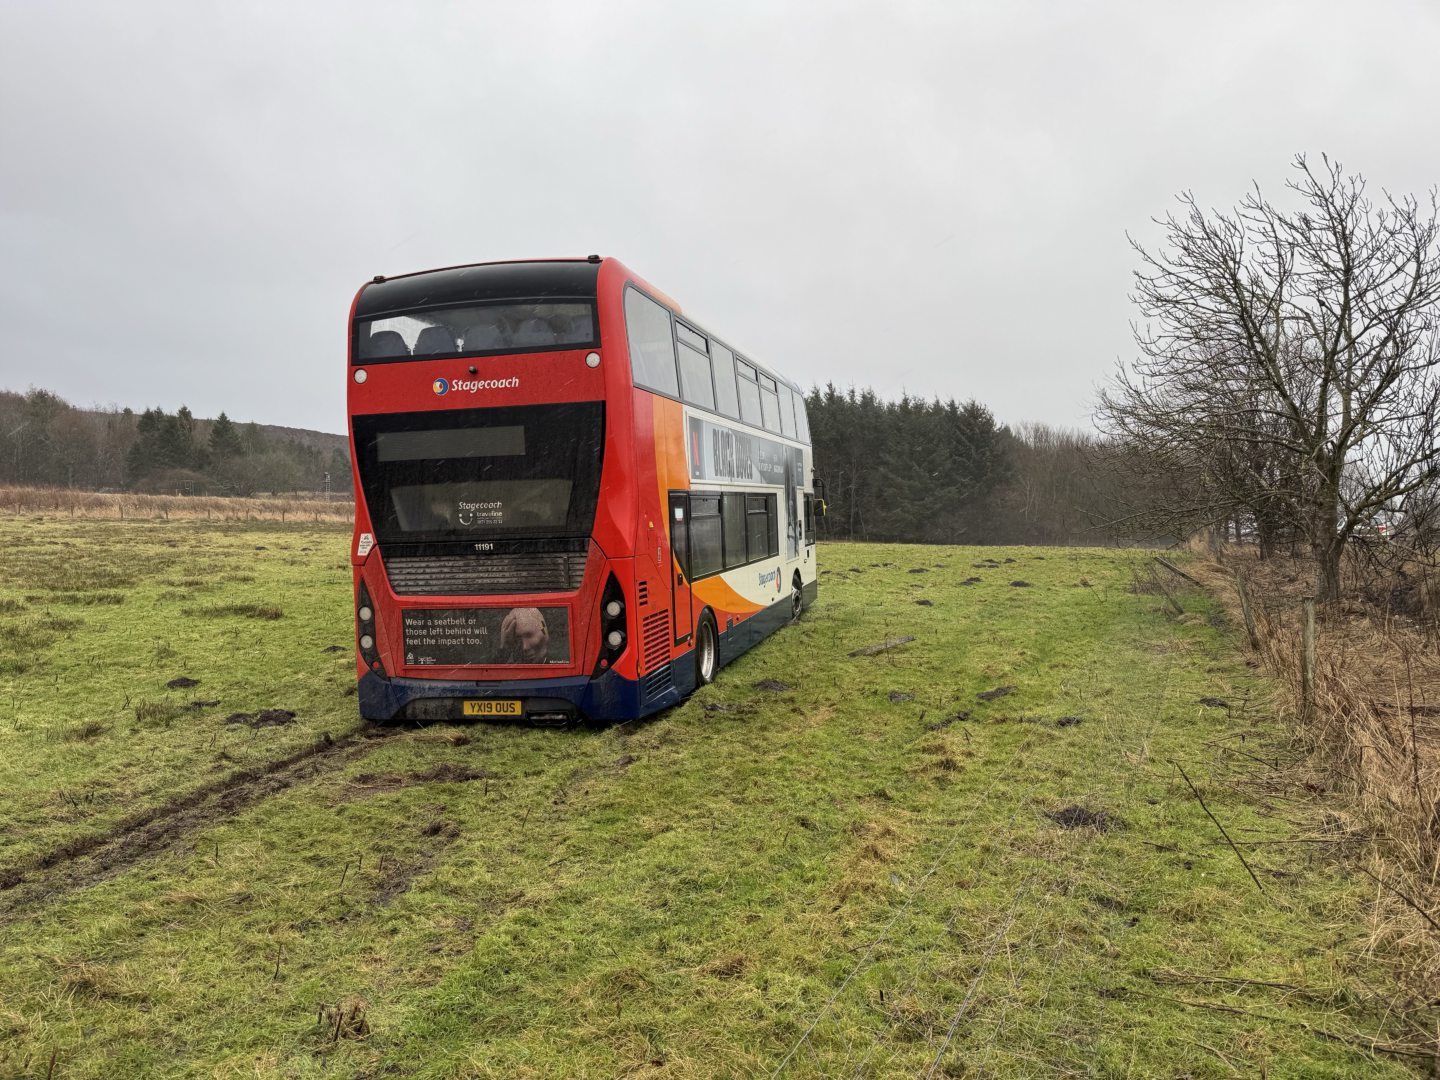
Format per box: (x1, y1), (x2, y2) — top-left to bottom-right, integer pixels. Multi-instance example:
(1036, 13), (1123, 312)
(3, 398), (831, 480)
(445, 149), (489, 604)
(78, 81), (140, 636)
(621, 390), (686, 710)
(650, 395), (698, 695)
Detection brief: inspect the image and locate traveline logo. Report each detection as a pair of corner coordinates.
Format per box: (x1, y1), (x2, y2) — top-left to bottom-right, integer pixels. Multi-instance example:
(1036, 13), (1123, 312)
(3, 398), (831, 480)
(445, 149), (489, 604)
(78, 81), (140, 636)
(434, 376), (522, 395)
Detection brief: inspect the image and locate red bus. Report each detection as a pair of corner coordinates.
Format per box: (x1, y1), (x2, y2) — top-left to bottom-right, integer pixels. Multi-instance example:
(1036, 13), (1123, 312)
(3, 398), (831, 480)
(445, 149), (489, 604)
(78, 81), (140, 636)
(347, 257), (818, 723)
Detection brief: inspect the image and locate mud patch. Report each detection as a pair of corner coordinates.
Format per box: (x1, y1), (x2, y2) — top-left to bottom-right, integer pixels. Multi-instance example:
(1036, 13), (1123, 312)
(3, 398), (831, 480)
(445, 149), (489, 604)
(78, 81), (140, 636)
(321, 645), (347, 654)
(372, 831), (457, 907)
(914, 598), (934, 606)
(315, 997), (370, 1042)
(908, 568), (929, 574)
(1055, 716), (1083, 728)
(699, 953), (749, 979)
(419, 817), (461, 839)
(960, 577), (982, 586)
(1009, 580), (1033, 588)
(887, 691), (915, 703)
(924, 711), (969, 731)
(1197, 697), (1230, 709)
(1047, 805), (1120, 831)
(165, 676), (201, 689)
(753, 679), (793, 692)
(976, 686), (1016, 702)
(185, 603), (284, 620)
(347, 763), (499, 797)
(408, 731), (472, 747)
(226, 709), (297, 728)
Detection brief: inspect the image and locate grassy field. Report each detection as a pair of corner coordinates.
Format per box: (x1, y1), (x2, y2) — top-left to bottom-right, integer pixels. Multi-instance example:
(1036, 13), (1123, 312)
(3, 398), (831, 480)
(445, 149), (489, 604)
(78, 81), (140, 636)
(0, 519), (1424, 1077)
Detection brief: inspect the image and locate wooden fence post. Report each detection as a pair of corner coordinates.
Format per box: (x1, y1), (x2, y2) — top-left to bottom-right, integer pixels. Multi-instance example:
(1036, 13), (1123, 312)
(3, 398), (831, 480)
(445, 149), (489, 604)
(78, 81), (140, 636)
(1301, 597), (1316, 721)
(1236, 574), (1260, 650)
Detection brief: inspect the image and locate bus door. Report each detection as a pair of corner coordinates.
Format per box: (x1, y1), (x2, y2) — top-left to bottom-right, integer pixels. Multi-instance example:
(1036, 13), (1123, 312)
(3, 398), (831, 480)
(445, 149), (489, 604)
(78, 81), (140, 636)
(668, 492), (693, 645)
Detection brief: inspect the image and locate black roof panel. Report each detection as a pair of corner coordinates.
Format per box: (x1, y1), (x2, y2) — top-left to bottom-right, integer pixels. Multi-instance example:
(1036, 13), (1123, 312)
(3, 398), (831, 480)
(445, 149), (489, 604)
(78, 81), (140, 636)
(355, 260), (601, 319)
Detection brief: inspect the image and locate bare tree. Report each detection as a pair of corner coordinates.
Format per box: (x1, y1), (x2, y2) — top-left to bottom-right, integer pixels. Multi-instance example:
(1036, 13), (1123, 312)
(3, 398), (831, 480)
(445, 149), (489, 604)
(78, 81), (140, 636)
(1099, 155), (1440, 601)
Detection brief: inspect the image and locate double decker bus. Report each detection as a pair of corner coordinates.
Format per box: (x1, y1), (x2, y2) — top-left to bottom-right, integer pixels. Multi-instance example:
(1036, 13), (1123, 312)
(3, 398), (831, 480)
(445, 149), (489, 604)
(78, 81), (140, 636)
(347, 257), (818, 723)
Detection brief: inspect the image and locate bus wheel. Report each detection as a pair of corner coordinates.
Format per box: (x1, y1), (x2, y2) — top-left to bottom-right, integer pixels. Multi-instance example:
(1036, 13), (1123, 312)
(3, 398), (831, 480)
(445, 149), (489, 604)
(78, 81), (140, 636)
(695, 613), (719, 686)
(790, 576), (804, 622)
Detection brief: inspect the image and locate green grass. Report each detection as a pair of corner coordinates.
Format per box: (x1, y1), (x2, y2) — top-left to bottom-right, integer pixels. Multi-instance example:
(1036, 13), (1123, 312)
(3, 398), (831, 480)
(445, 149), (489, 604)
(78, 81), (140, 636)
(0, 520), (1422, 1077)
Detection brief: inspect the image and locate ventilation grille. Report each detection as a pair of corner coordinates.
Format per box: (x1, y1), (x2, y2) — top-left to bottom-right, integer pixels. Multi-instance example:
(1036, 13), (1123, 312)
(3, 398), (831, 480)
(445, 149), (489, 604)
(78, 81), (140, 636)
(641, 609), (671, 672)
(643, 664), (673, 700)
(637, 580), (650, 607)
(384, 552), (586, 596)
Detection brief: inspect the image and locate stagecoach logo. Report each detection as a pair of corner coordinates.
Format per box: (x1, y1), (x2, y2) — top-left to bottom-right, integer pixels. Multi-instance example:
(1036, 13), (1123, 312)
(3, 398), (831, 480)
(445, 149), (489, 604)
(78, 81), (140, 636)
(758, 567), (782, 591)
(432, 376), (521, 395)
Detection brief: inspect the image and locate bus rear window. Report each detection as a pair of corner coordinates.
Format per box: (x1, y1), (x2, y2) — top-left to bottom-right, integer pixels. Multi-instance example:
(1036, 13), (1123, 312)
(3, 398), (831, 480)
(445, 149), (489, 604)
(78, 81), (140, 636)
(355, 302), (596, 363)
(353, 402), (604, 542)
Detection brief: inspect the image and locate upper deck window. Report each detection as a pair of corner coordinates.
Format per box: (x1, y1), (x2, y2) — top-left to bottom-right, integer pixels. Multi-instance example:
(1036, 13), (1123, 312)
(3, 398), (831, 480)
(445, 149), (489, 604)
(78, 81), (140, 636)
(778, 385), (797, 438)
(677, 342), (715, 411)
(356, 302), (596, 363)
(794, 394), (811, 442)
(736, 360), (763, 428)
(624, 288), (680, 397)
(759, 379), (781, 433)
(711, 343), (740, 419)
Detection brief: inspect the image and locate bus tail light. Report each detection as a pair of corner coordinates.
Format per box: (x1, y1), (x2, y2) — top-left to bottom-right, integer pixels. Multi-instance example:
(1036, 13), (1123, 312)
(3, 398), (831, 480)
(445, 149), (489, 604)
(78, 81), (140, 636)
(357, 580), (384, 674)
(593, 575), (628, 675)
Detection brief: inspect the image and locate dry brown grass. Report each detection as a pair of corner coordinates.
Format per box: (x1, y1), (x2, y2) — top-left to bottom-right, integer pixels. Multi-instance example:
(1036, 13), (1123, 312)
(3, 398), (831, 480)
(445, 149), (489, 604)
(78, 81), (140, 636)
(0, 484), (353, 523)
(1191, 544), (1440, 1012)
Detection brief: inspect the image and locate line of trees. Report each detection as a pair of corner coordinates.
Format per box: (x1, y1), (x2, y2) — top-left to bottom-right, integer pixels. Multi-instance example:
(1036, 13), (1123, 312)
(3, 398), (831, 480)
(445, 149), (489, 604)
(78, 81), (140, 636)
(1098, 155), (1440, 601)
(804, 386), (1148, 546)
(0, 389), (351, 496)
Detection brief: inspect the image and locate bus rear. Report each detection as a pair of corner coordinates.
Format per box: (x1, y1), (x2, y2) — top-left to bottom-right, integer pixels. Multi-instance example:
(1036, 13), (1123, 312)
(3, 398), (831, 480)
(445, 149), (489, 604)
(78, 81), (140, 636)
(348, 258), (641, 723)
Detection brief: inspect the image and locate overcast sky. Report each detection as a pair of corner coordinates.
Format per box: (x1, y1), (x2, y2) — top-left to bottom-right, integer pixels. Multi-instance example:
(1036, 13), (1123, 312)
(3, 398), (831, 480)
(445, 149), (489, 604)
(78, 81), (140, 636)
(3, 1), (1438, 435)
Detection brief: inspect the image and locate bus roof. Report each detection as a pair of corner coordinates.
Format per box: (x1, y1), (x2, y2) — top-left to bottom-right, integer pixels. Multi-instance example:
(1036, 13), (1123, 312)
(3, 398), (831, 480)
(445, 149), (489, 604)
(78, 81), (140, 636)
(356, 258), (601, 320)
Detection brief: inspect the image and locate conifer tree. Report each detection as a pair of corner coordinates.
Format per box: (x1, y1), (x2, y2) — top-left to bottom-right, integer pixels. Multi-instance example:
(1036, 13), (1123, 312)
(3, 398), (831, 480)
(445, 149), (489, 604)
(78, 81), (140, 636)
(208, 411), (243, 461)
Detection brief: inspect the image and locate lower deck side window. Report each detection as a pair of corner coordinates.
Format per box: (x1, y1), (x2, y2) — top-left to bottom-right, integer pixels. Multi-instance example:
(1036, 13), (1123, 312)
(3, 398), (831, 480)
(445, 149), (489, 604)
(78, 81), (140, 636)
(676, 490), (779, 580)
(723, 493), (747, 568)
(746, 494), (778, 562)
(689, 495), (723, 578)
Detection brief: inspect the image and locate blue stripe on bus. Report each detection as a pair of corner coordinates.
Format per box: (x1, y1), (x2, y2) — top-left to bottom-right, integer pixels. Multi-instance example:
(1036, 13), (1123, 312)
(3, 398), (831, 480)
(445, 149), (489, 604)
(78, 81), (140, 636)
(358, 667), (645, 723)
(358, 586), (812, 723)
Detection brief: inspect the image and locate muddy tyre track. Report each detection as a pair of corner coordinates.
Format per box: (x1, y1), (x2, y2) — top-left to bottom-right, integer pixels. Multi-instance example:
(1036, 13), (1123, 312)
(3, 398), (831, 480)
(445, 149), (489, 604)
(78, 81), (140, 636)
(0, 726), (395, 921)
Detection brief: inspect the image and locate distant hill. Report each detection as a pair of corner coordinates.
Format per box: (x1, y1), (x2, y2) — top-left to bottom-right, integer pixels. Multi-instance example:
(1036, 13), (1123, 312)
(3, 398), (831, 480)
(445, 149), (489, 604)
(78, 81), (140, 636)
(219, 419), (346, 456)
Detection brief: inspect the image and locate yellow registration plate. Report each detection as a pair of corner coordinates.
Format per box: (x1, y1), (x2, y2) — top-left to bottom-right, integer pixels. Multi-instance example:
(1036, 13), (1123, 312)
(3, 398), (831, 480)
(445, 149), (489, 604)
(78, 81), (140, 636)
(462, 700), (523, 717)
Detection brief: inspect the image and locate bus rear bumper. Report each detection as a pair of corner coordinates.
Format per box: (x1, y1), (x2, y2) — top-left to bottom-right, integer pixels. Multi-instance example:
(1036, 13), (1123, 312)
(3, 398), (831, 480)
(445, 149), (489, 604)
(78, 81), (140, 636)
(357, 668), (646, 725)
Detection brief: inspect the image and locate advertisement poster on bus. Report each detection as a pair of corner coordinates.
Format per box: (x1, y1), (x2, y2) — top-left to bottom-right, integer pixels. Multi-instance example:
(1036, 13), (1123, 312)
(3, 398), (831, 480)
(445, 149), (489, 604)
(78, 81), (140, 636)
(401, 606), (570, 666)
(687, 416), (802, 488)
(687, 416), (804, 559)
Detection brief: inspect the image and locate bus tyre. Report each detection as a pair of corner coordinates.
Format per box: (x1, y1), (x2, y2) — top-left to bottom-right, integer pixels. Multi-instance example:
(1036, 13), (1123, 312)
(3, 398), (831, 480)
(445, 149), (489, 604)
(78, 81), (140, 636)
(790, 576), (804, 622)
(695, 613), (718, 686)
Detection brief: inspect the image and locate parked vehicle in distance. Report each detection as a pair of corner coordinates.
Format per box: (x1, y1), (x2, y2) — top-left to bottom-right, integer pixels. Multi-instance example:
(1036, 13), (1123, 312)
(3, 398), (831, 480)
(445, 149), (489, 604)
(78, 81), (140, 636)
(347, 257), (818, 723)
